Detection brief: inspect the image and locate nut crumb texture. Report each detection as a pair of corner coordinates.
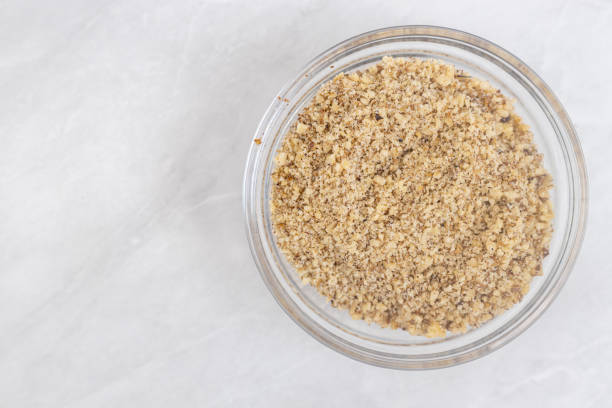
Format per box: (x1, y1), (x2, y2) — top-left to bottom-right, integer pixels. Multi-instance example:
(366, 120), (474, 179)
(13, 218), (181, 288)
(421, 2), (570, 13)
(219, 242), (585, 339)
(270, 57), (553, 337)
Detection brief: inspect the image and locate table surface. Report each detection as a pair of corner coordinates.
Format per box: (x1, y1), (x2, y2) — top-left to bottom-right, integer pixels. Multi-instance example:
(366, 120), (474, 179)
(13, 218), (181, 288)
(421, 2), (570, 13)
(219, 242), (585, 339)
(1, 0), (611, 406)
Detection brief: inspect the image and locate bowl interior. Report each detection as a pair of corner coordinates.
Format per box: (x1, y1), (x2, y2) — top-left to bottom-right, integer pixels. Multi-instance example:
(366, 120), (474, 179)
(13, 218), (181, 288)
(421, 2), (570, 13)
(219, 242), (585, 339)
(245, 27), (586, 368)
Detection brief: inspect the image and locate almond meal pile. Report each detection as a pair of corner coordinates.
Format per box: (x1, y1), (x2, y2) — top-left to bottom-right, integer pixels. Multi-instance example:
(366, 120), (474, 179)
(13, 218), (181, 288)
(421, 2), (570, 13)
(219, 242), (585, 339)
(269, 57), (553, 337)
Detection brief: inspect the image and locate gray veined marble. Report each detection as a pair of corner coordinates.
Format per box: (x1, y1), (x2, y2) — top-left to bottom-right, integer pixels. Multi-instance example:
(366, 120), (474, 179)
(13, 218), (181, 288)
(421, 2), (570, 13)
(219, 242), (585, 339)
(0, 0), (610, 406)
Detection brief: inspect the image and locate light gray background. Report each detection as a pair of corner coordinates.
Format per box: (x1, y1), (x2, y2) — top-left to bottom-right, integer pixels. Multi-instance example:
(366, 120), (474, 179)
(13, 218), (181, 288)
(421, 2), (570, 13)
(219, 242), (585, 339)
(1, 0), (610, 406)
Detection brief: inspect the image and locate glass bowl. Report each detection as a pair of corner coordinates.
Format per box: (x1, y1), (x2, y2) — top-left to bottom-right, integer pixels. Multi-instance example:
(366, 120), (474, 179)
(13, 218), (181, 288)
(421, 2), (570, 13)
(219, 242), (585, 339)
(243, 26), (588, 369)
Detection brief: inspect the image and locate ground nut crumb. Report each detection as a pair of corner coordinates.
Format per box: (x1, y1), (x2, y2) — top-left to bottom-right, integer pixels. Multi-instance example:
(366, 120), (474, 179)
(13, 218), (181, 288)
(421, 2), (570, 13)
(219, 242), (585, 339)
(270, 57), (553, 337)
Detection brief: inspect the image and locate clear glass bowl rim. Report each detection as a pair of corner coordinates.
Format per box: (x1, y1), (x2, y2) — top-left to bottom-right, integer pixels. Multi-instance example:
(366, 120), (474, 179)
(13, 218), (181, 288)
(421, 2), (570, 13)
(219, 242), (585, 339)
(243, 25), (588, 369)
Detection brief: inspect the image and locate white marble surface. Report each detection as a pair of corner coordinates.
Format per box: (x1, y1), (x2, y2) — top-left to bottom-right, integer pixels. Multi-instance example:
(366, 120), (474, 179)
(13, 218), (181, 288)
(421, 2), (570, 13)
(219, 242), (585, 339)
(1, 0), (611, 406)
